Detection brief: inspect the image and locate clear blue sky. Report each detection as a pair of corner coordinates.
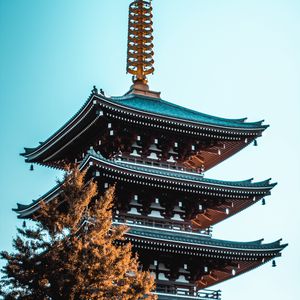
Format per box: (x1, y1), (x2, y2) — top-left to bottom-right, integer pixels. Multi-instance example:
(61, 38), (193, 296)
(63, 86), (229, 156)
(0, 1), (299, 299)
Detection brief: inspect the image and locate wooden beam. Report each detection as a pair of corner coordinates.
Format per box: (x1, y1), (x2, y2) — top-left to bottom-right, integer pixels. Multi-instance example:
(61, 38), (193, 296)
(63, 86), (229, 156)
(191, 218), (203, 228)
(198, 278), (208, 286)
(201, 148), (220, 155)
(201, 212), (212, 221)
(191, 156), (205, 166)
(207, 207), (227, 215)
(208, 272), (219, 281)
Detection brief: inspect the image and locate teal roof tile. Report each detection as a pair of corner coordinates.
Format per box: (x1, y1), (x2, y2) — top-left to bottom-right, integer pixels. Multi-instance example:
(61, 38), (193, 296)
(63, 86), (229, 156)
(110, 94), (267, 129)
(128, 226), (287, 251)
(94, 153), (276, 189)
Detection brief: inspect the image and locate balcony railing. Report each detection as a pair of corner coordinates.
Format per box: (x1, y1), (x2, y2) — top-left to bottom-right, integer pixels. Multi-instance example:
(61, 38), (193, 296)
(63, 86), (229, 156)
(114, 156), (204, 175)
(113, 214), (212, 236)
(155, 284), (221, 300)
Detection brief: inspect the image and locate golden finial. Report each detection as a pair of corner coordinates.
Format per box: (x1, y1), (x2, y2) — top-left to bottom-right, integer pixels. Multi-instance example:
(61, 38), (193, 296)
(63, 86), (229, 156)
(127, 0), (154, 88)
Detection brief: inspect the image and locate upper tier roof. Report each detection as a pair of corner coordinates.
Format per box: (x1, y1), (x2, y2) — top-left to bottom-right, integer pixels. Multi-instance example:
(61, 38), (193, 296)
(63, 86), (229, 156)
(110, 93), (267, 130)
(21, 88), (269, 169)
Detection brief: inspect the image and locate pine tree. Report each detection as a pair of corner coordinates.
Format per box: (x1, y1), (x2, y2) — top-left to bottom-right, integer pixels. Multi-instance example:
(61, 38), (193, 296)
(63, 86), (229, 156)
(0, 168), (157, 300)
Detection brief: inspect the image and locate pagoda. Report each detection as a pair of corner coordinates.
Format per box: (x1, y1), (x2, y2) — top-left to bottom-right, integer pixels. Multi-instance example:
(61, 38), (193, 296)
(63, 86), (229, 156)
(15, 1), (286, 299)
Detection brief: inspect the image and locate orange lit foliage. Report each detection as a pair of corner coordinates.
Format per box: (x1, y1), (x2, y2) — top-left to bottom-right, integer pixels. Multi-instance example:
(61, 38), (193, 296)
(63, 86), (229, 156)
(0, 168), (156, 300)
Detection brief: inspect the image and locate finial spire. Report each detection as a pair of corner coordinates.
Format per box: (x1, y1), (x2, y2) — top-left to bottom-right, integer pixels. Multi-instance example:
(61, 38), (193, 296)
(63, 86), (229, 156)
(127, 0), (154, 89)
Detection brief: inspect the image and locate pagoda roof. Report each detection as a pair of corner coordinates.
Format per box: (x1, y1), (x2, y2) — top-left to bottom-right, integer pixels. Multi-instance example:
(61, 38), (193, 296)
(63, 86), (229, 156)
(126, 225), (286, 290)
(127, 225), (286, 253)
(110, 93), (267, 130)
(82, 152), (276, 192)
(114, 160), (274, 189)
(14, 152), (276, 219)
(21, 89), (268, 169)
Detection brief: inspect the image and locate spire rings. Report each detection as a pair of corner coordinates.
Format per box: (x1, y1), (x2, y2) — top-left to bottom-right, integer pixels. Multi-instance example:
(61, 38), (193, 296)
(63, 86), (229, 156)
(127, 0), (155, 84)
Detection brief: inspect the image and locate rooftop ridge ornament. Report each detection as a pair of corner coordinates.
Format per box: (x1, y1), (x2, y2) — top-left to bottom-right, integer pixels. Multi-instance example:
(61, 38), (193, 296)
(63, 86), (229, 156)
(126, 0), (160, 98)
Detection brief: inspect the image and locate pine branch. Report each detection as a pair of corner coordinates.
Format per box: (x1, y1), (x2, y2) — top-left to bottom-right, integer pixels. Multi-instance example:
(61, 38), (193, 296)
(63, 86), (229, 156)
(1, 167), (156, 299)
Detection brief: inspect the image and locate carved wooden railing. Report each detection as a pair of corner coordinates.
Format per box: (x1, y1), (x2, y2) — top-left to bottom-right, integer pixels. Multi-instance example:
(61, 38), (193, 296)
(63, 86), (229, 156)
(114, 156), (204, 175)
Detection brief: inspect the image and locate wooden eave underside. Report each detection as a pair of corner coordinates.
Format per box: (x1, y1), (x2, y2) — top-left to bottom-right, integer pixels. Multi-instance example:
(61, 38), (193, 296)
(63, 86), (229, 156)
(196, 260), (266, 289)
(191, 197), (265, 229)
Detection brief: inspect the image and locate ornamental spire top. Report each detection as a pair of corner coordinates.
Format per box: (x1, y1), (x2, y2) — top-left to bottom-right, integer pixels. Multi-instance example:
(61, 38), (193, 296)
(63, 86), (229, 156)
(127, 0), (155, 92)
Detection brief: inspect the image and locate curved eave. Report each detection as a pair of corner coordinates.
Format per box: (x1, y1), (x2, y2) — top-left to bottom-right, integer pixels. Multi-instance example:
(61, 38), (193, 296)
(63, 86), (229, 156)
(127, 234), (286, 256)
(108, 94), (268, 131)
(82, 153), (276, 192)
(14, 153), (276, 219)
(21, 91), (99, 162)
(126, 226), (287, 252)
(21, 91), (268, 165)
(98, 95), (268, 139)
(13, 183), (62, 218)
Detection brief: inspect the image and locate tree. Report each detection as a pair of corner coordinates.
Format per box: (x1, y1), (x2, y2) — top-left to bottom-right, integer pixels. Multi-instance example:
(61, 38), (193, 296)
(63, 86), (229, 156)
(0, 168), (157, 300)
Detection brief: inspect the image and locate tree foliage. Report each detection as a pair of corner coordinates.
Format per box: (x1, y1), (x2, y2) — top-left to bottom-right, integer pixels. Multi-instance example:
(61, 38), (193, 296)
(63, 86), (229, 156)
(0, 168), (156, 300)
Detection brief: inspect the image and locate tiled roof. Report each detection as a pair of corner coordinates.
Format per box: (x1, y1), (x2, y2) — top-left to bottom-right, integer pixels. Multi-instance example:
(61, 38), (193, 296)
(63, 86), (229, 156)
(127, 226), (286, 252)
(115, 160), (275, 188)
(21, 89), (268, 163)
(14, 152), (275, 216)
(110, 94), (267, 129)
(85, 152), (276, 189)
